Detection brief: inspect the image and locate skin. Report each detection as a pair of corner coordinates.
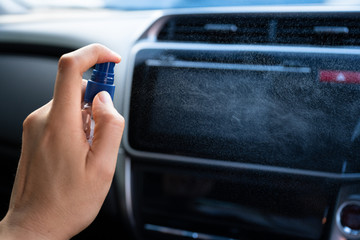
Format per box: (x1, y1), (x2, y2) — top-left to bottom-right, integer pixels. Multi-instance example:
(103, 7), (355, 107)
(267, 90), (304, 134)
(0, 44), (125, 239)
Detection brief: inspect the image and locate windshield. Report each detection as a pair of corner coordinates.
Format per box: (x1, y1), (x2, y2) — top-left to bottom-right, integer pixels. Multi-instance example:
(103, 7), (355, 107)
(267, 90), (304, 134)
(6, 0), (360, 12)
(104, 0), (333, 10)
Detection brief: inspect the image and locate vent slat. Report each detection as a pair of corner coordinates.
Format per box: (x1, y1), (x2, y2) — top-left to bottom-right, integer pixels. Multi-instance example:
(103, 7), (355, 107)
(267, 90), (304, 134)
(158, 15), (270, 44)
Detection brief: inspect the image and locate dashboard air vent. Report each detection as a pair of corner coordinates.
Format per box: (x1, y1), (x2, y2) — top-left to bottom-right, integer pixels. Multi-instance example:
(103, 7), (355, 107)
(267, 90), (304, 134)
(157, 15), (360, 47)
(276, 17), (360, 46)
(157, 15), (270, 44)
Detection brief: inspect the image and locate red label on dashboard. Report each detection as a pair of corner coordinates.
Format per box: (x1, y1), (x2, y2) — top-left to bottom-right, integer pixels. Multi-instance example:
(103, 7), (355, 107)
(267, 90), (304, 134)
(319, 70), (360, 84)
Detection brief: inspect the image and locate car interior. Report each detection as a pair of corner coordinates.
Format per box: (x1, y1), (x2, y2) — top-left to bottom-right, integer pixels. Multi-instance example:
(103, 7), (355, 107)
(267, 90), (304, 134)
(1, 1), (360, 239)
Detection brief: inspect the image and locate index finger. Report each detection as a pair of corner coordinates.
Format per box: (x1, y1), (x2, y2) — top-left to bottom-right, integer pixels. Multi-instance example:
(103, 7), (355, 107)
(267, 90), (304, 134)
(52, 44), (121, 120)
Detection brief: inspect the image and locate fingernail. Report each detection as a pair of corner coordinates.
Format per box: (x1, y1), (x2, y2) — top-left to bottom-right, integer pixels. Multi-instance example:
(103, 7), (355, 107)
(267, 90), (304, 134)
(115, 54), (122, 63)
(98, 91), (113, 105)
(111, 51), (121, 63)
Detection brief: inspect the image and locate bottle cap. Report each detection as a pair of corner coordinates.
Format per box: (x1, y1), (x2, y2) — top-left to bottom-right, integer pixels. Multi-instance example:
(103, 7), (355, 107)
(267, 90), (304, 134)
(84, 62), (116, 103)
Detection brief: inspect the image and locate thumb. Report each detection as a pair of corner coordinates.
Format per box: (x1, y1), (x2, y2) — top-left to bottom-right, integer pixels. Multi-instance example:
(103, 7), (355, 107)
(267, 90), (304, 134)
(88, 91), (125, 172)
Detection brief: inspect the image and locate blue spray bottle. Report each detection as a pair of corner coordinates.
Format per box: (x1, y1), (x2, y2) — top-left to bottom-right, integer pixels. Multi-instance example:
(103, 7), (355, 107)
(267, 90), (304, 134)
(82, 62), (116, 145)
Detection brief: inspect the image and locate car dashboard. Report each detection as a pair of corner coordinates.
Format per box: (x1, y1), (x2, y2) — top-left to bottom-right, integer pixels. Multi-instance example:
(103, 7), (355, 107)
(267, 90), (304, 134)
(0, 5), (360, 240)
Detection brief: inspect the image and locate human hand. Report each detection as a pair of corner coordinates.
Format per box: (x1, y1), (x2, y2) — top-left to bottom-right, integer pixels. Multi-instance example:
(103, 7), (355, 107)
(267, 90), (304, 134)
(0, 44), (124, 239)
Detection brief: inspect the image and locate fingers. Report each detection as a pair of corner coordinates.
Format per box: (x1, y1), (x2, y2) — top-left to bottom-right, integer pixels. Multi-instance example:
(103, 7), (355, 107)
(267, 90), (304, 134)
(52, 44), (121, 121)
(88, 91), (124, 179)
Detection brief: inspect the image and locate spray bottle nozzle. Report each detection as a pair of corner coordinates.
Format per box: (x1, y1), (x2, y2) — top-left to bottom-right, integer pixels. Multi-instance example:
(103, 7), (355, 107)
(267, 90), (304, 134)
(91, 62), (115, 85)
(84, 62), (116, 103)
(95, 62), (115, 73)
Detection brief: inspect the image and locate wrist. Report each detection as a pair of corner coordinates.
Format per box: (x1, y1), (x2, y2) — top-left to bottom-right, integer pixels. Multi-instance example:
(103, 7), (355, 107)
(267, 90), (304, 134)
(0, 214), (51, 240)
